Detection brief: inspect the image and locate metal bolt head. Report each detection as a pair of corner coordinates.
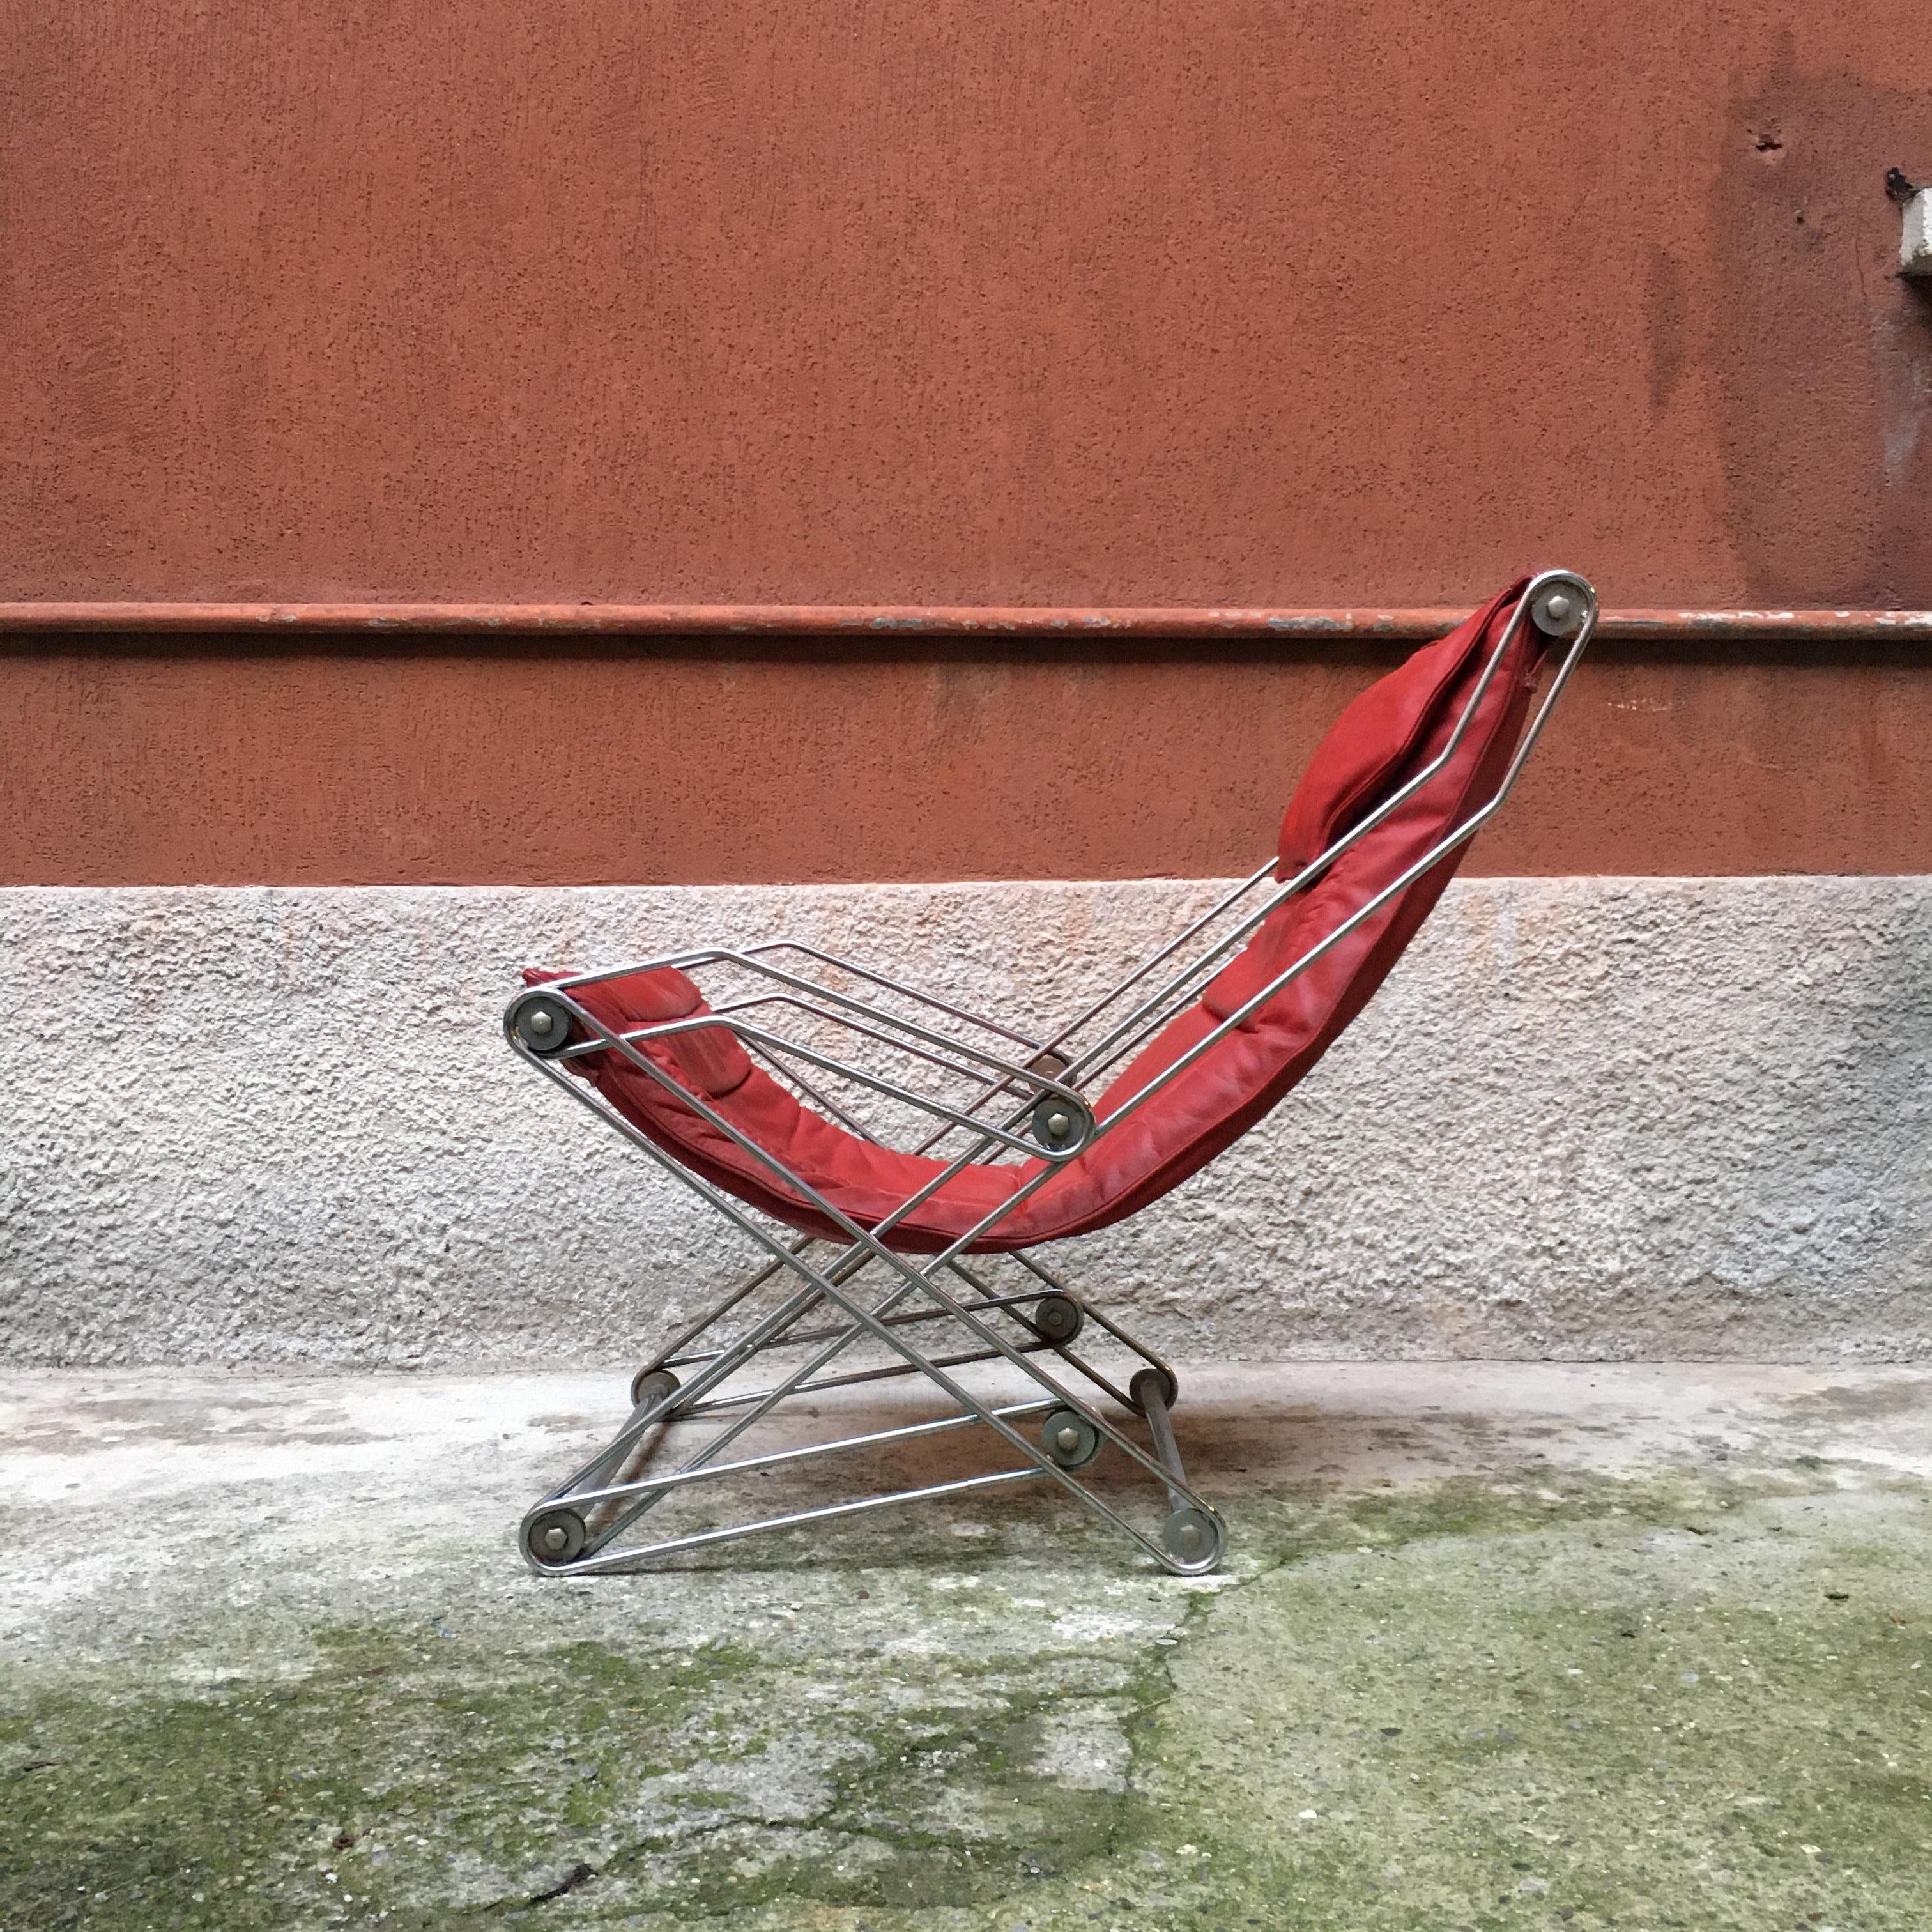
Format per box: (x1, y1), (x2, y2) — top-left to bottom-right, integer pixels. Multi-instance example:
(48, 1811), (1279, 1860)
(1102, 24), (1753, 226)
(542, 1525), (569, 1553)
(1162, 1505), (1218, 1567)
(1046, 1110), (1071, 1140)
(528, 1009), (555, 1034)
(1054, 1423), (1082, 1453)
(1531, 580), (1588, 638)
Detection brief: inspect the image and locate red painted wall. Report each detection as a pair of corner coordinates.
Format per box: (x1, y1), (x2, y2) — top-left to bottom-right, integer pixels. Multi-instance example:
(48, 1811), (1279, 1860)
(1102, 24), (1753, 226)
(3, 2), (1928, 610)
(3, 5), (1929, 882)
(6, 641), (1928, 884)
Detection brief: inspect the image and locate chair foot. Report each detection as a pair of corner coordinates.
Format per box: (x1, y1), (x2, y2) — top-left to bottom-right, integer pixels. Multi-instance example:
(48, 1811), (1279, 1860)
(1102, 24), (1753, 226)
(1162, 1505), (1222, 1571)
(523, 1505), (588, 1568)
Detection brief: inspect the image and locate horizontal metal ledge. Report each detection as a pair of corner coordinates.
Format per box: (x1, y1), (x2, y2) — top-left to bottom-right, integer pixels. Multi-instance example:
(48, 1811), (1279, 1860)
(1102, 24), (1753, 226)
(1, 601), (1930, 642)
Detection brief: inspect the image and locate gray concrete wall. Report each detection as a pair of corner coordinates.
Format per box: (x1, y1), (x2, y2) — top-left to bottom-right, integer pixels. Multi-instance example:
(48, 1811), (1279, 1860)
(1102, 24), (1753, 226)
(2, 877), (1928, 1368)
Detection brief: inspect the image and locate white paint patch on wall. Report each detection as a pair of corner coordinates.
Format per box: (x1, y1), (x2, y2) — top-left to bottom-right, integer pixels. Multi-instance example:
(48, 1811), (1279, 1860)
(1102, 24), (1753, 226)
(2, 878), (1929, 1368)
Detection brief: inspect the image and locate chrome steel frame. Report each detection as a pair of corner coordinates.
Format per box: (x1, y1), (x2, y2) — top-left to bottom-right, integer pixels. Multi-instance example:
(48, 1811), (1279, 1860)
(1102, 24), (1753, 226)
(505, 572), (1599, 1578)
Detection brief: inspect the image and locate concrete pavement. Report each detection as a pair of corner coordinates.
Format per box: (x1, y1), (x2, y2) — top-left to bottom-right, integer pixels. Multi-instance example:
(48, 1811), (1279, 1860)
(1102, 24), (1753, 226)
(3, 1361), (1929, 1929)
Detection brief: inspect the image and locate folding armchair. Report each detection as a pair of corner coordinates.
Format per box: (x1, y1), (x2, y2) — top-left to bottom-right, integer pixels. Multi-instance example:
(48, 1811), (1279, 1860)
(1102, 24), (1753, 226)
(505, 571), (1598, 1577)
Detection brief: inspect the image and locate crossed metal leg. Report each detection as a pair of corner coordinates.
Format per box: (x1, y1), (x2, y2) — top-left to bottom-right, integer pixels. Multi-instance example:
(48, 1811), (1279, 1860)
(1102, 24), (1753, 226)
(519, 1223), (1222, 1579)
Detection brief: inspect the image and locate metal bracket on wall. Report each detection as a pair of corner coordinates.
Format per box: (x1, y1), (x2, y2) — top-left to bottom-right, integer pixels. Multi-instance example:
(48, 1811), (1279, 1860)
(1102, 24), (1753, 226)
(1889, 168), (1932, 279)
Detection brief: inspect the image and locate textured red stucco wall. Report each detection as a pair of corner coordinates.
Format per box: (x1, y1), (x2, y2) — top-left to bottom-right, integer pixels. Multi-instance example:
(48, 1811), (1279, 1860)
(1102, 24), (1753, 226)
(5, 640), (1928, 884)
(2, 2), (1927, 610)
(2, 5), (1928, 882)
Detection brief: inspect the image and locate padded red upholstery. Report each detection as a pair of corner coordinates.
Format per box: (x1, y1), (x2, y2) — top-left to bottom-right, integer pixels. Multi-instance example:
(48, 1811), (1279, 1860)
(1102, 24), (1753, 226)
(526, 579), (1548, 1253)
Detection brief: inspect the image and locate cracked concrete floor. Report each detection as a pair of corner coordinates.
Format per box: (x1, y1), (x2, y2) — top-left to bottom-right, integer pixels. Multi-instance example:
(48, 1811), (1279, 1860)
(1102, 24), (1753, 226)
(3, 1362), (1931, 1931)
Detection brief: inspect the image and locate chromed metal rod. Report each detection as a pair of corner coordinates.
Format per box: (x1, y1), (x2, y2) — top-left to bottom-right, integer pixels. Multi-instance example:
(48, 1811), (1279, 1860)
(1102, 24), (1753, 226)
(739, 940), (1048, 1054)
(553, 1468), (1049, 1577)
(547, 949), (1089, 1123)
(673, 1334), (1057, 1416)
(664, 1287), (1058, 1367)
(1138, 1376), (1189, 1515)
(556, 999), (1080, 1162)
(983, 1252), (1174, 1409)
(564, 1400), (1058, 1513)
(1053, 581), (1561, 1089)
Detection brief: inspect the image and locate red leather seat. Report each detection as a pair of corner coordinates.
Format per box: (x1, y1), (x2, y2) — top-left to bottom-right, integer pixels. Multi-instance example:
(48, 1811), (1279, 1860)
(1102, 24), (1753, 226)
(526, 578), (1548, 1252)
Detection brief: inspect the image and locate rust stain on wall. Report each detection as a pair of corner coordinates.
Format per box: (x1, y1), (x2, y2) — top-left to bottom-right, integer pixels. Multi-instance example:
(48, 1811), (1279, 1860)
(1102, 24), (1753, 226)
(1712, 47), (1932, 606)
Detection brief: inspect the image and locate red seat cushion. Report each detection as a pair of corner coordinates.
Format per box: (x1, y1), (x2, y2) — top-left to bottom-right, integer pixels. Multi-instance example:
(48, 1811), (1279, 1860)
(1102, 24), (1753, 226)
(527, 579), (1547, 1253)
(525, 962), (755, 1100)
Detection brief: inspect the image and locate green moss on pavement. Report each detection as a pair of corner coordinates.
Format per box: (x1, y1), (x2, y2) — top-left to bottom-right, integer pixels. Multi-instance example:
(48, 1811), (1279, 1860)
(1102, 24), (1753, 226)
(4, 1464), (1929, 1930)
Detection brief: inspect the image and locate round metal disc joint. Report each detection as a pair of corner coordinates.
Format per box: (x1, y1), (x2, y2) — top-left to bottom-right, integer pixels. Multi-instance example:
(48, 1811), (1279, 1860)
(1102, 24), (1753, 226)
(1031, 1091), (1092, 1154)
(524, 1506), (588, 1567)
(629, 1365), (682, 1414)
(1029, 1292), (1084, 1346)
(1529, 576), (1590, 639)
(513, 992), (577, 1057)
(1130, 1364), (1181, 1413)
(1041, 1406), (1103, 1469)
(1162, 1505), (1223, 1571)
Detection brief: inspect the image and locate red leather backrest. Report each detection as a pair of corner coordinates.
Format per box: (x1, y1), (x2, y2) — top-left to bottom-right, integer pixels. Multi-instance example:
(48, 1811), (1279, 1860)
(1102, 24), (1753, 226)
(1275, 581), (1524, 877)
(1199, 579), (1532, 1034)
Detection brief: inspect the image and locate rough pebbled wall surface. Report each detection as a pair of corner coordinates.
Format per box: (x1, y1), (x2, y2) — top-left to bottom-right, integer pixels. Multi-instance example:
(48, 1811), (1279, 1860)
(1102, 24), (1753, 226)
(2, 877), (1928, 1368)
